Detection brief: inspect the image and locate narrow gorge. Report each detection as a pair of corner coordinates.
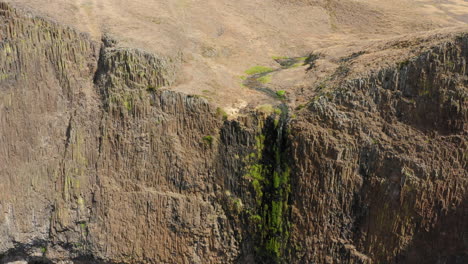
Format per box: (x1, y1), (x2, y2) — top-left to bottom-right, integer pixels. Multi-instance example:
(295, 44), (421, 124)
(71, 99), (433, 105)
(0, 2), (467, 264)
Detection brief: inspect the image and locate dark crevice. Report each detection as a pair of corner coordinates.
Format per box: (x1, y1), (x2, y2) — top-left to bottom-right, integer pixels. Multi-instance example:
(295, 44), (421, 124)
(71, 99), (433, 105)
(240, 105), (293, 264)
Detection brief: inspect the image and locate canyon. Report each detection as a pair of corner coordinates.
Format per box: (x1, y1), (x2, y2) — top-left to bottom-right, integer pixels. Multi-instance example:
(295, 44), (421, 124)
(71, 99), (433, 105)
(0, 1), (467, 263)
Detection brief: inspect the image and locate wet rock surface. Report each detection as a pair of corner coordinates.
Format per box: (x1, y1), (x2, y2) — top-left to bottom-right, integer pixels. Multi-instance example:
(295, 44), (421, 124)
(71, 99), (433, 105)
(0, 3), (466, 263)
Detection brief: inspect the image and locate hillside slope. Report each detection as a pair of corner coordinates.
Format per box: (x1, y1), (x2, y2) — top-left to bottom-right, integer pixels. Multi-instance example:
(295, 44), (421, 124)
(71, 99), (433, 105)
(5, 0), (468, 111)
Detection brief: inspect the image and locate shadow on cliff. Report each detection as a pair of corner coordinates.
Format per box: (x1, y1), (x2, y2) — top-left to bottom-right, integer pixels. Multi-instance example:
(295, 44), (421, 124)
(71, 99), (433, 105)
(0, 240), (52, 264)
(395, 196), (468, 264)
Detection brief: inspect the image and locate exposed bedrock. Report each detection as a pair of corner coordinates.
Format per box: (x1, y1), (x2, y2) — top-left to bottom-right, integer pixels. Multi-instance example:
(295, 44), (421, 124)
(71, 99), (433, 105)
(0, 2), (466, 264)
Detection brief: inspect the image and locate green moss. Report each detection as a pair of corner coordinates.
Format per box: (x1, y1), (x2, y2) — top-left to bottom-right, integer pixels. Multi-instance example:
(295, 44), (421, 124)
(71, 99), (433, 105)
(250, 214), (262, 223)
(40, 247), (47, 254)
(252, 179), (264, 204)
(243, 117), (291, 263)
(123, 100), (132, 111)
(266, 238), (281, 258)
(274, 118), (280, 128)
(245, 65), (274, 75)
(202, 135), (214, 146)
(232, 198), (244, 213)
(255, 135), (265, 152)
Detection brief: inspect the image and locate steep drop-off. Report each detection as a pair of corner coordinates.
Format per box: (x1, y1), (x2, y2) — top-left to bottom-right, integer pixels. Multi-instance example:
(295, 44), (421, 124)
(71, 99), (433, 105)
(0, 3), (467, 264)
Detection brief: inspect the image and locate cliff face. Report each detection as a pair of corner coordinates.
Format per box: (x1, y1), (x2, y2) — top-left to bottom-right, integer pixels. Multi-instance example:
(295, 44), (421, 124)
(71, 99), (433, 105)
(289, 38), (467, 263)
(0, 3), (466, 264)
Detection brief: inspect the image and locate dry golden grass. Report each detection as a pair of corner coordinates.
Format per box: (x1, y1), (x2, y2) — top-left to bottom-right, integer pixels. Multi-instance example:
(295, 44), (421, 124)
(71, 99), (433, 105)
(6, 0), (468, 112)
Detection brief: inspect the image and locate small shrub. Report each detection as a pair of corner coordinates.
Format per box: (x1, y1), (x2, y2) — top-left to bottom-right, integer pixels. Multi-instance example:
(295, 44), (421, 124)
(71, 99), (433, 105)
(216, 107), (228, 121)
(276, 90), (286, 98)
(202, 135), (214, 146)
(305, 53), (320, 70)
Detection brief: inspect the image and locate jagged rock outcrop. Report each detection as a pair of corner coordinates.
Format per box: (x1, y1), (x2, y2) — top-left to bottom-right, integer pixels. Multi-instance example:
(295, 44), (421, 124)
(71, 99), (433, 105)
(289, 37), (467, 263)
(0, 2), (466, 264)
(0, 3), (237, 263)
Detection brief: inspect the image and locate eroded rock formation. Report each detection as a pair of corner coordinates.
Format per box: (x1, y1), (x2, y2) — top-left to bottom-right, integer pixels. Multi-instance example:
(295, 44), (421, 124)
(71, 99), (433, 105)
(0, 3), (466, 263)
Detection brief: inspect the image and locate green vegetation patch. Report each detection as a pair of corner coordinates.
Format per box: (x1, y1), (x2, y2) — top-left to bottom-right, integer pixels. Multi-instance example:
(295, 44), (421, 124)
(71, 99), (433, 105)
(123, 100), (132, 111)
(245, 65), (274, 75)
(202, 135), (214, 146)
(276, 90), (286, 99)
(291, 62), (303, 68)
(216, 107), (228, 121)
(257, 75), (272, 84)
(271, 56), (288, 60)
(256, 104), (275, 115)
(242, 116), (292, 263)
